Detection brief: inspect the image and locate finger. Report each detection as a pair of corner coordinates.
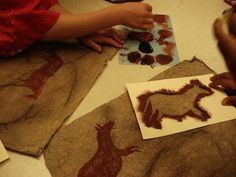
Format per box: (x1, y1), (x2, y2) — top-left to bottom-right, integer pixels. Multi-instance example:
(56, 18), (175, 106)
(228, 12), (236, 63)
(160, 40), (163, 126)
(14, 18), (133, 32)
(144, 3), (152, 12)
(213, 18), (227, 41)
(106, 30), (124, 44)
(145, 12), (154, 18)
(138, 24), (153, 30)
(83, 39), (102, 53)
(97, 27), (113, 35)
(226, 0), (236, 6)
(142, 17), (154, 25)
(94, 36), (123, 48)
(209, 77), (236, 89)
(97, 28), (124, 44)
(222, 95), (236, 105)
(210, 72), (232, 81)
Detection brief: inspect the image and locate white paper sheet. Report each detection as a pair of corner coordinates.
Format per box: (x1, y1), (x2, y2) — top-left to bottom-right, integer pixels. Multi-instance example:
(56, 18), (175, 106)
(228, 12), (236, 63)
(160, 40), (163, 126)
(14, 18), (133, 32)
(127, 74), (236, 139)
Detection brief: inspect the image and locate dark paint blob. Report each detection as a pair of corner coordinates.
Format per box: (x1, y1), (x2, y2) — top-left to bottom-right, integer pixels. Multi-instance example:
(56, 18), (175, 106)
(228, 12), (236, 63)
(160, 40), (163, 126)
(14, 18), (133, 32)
(157, 30), (173, 45)
(141, 55), (155, 65)
(155, 54), (173, 65)
(139, 42), (153, 54)
(127, 51), (141, 63)
(128, 31), (154, 42)
(18, 53), (63, 99)
(137, 80), (214, 129)
(77, 121), (139, 177)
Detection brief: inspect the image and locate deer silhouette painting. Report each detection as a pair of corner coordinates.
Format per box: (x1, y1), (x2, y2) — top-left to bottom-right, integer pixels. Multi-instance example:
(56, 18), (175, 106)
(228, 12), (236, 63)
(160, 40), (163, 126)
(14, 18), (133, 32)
(77, 121), (139, 177)
(18, 53), (63, 99)
(137, 79), (214, 129)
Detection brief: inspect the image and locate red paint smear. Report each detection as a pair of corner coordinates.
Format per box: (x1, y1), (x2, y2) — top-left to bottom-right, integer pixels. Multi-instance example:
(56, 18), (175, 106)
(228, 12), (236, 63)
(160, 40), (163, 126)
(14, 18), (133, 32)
(78, 121), (139, 177)
(157, 30), (173, 45)
(19, 53), (63, 99)
(153, 15), (169, 29)
(155, 54), (173, 65)
(127, 51), (141, 63)
(137, 80), (214, 129)
(128, 31), (154, 42)
(164, 42), (175, 56)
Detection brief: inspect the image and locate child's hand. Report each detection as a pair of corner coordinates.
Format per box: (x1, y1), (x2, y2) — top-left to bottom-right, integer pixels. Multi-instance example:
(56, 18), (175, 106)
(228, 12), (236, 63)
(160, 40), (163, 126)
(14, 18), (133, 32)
(209, 73), (236, 105)
(78, 28), (124, 53)
(117, 2), (153, 30)
(213, 18), (236, 78)
(224, 0), (236, 7)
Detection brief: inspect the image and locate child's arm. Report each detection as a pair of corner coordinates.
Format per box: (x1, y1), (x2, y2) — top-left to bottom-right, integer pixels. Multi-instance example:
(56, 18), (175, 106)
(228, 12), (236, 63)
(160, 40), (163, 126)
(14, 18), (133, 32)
(49, 3), (72, 14)
(42, 3), (153, 41)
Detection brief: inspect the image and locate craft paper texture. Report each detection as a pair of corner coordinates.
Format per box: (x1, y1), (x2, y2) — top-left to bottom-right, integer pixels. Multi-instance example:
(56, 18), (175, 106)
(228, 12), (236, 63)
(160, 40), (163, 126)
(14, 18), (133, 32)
(0, 140), (9, 163)
(127, 74), (236, 139)
(44, 59), (236, 177)
(0, 42), (118, 156)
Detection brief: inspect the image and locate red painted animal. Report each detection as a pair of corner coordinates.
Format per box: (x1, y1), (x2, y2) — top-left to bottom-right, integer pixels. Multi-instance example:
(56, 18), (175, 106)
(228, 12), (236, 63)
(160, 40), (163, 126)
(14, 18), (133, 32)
(78, 121), (139, 177)
(18, 53), (63, 99)
(137, 79), (214, 129)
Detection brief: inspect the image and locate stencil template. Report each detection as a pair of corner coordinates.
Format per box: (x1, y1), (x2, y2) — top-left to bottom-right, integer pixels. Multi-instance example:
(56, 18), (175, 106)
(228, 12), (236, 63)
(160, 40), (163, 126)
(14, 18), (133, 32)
(119, 15), (179, 67)
(127, 74), (236, 139)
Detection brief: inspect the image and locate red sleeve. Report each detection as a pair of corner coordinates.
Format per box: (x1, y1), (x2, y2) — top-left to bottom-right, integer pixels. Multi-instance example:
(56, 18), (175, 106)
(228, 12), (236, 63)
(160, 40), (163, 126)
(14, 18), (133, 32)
(41, 0), (59, 9)
(0, 0), (60, 57)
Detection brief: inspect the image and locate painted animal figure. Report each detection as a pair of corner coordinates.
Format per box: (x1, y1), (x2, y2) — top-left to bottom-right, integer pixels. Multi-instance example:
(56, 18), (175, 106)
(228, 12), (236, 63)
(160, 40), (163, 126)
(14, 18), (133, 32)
(137, 79), (214, 129)
(77, 121), (139, 177)
(18, 53), (63, 99)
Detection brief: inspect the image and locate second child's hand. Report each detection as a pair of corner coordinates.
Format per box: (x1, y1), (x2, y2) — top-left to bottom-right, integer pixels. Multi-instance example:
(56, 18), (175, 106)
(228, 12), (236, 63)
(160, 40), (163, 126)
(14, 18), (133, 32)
(224, 0), (236, 7)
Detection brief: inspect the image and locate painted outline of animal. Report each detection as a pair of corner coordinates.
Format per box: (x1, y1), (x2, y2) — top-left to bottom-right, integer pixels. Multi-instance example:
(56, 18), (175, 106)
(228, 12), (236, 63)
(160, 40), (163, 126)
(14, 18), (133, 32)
(18, 53), (63, 99)
(137, 79), (214, 129)
(78, 121), (140, 177)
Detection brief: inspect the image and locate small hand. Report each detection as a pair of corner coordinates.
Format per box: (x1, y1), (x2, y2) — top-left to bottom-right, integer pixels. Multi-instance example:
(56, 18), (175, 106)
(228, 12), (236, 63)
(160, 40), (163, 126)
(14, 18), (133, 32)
(209, 73), (236, 105)
(213, 18), (236, 78)
(118, 2), (154, 30)
(78, 28), (124, 53)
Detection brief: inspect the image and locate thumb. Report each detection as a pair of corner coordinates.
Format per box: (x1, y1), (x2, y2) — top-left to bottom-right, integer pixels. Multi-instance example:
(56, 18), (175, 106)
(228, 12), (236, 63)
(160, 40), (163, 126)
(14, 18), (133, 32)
(222, 95), (236, 105)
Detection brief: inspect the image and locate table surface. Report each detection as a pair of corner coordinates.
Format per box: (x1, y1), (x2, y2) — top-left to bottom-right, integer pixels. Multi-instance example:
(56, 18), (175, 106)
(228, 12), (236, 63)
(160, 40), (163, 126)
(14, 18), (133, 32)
(0, 0), (230, 177)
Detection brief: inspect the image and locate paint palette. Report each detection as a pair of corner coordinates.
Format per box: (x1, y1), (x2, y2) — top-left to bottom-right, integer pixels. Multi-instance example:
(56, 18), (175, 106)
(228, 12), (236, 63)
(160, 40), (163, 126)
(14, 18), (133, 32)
(119, 15), (180, 67)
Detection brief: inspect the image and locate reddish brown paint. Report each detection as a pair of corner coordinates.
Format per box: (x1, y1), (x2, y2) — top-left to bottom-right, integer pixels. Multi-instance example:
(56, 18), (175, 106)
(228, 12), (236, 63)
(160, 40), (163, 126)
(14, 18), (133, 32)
(153, 15), (168, 24)
(155, 54), (173, 65)
(163, 42), (175, 56)
(137, 80), (214, 129)
(18, 53), (63, 99)
(127, 51), (141, 63)
(78, 121), (139, 177)
(153, 15), (169, 29)
(141, 55), (155, 65)
(157, 30), (173, 45)
(128, 31), (154, 42)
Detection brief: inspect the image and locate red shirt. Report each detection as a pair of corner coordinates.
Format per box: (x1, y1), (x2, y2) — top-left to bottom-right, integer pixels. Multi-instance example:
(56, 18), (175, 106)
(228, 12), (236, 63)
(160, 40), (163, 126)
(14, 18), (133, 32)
(0, 0), (60, 57)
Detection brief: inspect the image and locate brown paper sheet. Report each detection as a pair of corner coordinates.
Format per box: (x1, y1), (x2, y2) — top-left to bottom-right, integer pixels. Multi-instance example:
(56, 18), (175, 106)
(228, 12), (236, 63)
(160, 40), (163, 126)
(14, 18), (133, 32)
(44, 58), (236, 177)
(0, 42), (118, 156)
